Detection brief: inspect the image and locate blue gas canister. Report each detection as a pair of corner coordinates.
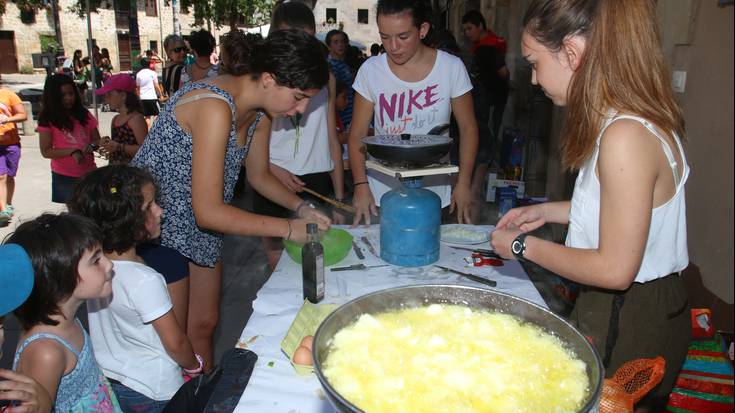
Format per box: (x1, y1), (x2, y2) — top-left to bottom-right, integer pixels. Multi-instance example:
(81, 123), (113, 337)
(380, 178), (441, 266)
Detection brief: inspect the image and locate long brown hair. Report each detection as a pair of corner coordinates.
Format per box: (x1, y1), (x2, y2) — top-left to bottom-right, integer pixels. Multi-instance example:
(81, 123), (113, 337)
(524, 0), (685, 170)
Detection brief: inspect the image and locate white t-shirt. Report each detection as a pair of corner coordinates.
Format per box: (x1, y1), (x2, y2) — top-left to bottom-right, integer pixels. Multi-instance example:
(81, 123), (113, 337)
(136, 68), (159, 100)
(87, 260), (182, 401)
(270, 86), (333, 175)
(353, 51), (472, 207)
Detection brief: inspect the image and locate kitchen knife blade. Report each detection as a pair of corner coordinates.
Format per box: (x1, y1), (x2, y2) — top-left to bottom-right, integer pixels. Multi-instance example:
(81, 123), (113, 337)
(434, 265), (497, 287)
(331, 264), (389, 272)
(352, 241), (365, 260)
(361, 236), (378, 256)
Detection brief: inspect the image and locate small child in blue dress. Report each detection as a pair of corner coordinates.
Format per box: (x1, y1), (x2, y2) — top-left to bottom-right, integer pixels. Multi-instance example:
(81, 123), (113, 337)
(6, 213), (122, 412)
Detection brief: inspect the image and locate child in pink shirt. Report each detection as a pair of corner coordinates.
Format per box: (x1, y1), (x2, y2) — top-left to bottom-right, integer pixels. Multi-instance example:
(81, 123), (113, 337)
(38, 74), (101, 203)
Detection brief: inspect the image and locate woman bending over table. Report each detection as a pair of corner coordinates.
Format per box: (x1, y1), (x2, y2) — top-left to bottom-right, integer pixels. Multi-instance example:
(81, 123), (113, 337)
(132, 29), (331, 371)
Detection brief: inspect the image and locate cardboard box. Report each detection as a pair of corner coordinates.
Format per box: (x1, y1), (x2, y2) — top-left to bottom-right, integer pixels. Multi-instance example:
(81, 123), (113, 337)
(486, 173), (525, 202)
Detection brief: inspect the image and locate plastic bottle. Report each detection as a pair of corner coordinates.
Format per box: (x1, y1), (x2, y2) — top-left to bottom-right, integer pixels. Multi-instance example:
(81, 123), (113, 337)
(301, 223), (324, 303)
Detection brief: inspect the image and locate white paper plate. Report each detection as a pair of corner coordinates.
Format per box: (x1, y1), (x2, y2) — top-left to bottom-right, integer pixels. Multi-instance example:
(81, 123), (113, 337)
(440, 224), (490, 245)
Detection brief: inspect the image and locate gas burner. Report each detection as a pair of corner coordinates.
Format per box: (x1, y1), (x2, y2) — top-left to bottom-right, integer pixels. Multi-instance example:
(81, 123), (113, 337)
(366, 159), (459, 179)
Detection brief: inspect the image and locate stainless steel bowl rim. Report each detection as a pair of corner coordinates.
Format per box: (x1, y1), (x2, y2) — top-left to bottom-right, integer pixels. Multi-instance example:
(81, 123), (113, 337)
(313, 284), (604, 413)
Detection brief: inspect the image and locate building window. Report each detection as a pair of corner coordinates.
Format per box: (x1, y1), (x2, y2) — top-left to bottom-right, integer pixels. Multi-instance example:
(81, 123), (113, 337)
(357, 9), (368, 24)
(145, 0), (157, 17)
(326, 8), (337, 23)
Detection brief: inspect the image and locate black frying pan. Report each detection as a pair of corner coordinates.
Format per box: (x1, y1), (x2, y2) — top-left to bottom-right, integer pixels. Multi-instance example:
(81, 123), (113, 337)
(362, 133), (453, 166)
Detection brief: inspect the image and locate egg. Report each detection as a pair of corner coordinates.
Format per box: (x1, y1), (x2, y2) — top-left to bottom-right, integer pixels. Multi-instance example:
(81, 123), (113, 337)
(292, 345), (313, 366)
(300, 335), (314, 350)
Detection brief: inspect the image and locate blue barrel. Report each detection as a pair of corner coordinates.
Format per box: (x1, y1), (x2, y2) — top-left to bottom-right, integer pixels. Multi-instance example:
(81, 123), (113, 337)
(380, 178), (441, 266)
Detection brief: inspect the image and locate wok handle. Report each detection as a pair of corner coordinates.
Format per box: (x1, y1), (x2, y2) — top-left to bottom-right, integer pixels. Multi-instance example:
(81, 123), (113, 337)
(301, 187), (357, 214)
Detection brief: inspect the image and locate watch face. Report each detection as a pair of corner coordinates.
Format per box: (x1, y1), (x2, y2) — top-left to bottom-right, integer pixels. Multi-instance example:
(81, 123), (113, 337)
(512, 240), (522, 255)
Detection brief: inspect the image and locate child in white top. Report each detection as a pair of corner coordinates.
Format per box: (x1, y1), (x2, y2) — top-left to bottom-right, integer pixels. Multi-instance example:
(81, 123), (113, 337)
(68, 165), (202, 413)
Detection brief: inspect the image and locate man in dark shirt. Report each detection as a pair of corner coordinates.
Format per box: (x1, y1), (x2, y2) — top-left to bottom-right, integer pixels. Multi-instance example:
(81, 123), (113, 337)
(462, 10), (509, 168)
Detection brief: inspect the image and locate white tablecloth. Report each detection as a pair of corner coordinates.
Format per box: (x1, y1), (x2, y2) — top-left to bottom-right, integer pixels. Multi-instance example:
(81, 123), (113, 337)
(233, 225), (545, 412)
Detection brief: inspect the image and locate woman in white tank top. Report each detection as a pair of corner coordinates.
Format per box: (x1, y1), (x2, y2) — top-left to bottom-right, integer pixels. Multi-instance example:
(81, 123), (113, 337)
(490, 0), (690, 407)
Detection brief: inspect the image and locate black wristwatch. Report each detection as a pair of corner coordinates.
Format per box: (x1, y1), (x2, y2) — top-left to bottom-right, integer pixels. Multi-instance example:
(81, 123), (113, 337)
(511, 233), (528, 261)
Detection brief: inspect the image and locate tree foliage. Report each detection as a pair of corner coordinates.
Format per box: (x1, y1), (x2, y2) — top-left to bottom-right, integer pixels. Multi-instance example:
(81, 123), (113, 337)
(63, 0), (274, 31)
(185, 0), (275, 31)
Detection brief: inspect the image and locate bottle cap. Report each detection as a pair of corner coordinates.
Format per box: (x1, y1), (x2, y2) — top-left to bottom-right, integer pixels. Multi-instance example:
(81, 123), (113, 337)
(306, 223), (318, 234)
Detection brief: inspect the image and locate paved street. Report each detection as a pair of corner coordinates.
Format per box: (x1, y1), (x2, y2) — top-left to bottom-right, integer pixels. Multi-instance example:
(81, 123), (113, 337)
(0, 82), (114, 240)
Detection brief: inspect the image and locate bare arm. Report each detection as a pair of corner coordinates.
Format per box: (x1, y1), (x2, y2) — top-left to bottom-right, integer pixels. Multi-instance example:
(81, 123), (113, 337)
(492, 121), (658, 290)
(186, 99), (326, 242)
(14, 341), (66, 407)
(0, 102), (28, 124)
(151, 311), (198, 370)
(327, 74), (345, 201)
(347, 93), (378, 226)
(449, 91), (479, 223)
(39, 130), (78, 160)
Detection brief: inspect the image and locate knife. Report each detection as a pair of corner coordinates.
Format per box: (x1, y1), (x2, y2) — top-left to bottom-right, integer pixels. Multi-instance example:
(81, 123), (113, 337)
(352, 241), (365, 260)
(434, 265), (497, 287)
(448, 246), (507, 260)
(331, 264), (389, 272)
(361, 236), (378, 256)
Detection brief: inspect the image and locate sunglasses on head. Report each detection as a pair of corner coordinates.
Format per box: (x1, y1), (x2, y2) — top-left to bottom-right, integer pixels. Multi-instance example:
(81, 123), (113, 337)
(172, 46), (188, 53)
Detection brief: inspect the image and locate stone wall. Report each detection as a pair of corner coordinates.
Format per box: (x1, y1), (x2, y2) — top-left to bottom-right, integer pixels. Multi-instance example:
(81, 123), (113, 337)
(313, 0), (380, 52)
(0, 0), (198, 71)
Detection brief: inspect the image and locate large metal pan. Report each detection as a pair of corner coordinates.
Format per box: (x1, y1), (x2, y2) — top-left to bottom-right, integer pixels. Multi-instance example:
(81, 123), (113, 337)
(362, 134), (453, 166)
(313, 284), (603, 413)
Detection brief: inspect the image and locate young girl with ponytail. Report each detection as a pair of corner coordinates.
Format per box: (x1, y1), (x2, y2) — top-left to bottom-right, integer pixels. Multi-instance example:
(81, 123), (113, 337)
(491, 0), (690, 408)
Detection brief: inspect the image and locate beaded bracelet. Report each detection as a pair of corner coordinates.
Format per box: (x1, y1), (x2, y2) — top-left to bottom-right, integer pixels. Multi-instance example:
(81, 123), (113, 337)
(183, 353), (203, 375)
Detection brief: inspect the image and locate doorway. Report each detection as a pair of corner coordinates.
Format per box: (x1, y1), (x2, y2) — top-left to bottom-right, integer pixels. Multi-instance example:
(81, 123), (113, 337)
(118, 33), (132, 71)
(0, 31), (19, 74)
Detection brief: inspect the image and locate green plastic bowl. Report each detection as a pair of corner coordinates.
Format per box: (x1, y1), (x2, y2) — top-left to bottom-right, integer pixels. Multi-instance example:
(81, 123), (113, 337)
(283, 228), (353, 267)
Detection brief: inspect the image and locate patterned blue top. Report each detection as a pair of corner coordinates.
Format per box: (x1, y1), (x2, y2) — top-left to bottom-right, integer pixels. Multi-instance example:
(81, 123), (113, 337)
(132, 82), (262, 267)
(13, 320), (122, 413)
(329, 57), (354, 129)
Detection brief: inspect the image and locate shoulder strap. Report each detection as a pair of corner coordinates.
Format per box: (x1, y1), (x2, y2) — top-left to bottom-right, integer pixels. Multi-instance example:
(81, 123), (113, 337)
(176, 92), (230, 108)
(604, 114), (684, 187)
(13, 332), (81, 369)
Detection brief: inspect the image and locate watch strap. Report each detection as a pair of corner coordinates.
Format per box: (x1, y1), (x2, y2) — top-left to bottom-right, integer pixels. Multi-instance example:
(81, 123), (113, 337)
(511, 233), (528, 260)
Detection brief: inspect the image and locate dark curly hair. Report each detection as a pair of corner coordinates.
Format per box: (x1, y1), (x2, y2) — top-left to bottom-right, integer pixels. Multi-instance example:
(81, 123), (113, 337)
(188, 29), (216, 57)
(6, 213), (103, 330)
(270, 1), (316, 33)
(67, 165), (157, 255)
(220, 29), (328, 91)
(38, 74), (89, 131)
(377, 0), (435, 46)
